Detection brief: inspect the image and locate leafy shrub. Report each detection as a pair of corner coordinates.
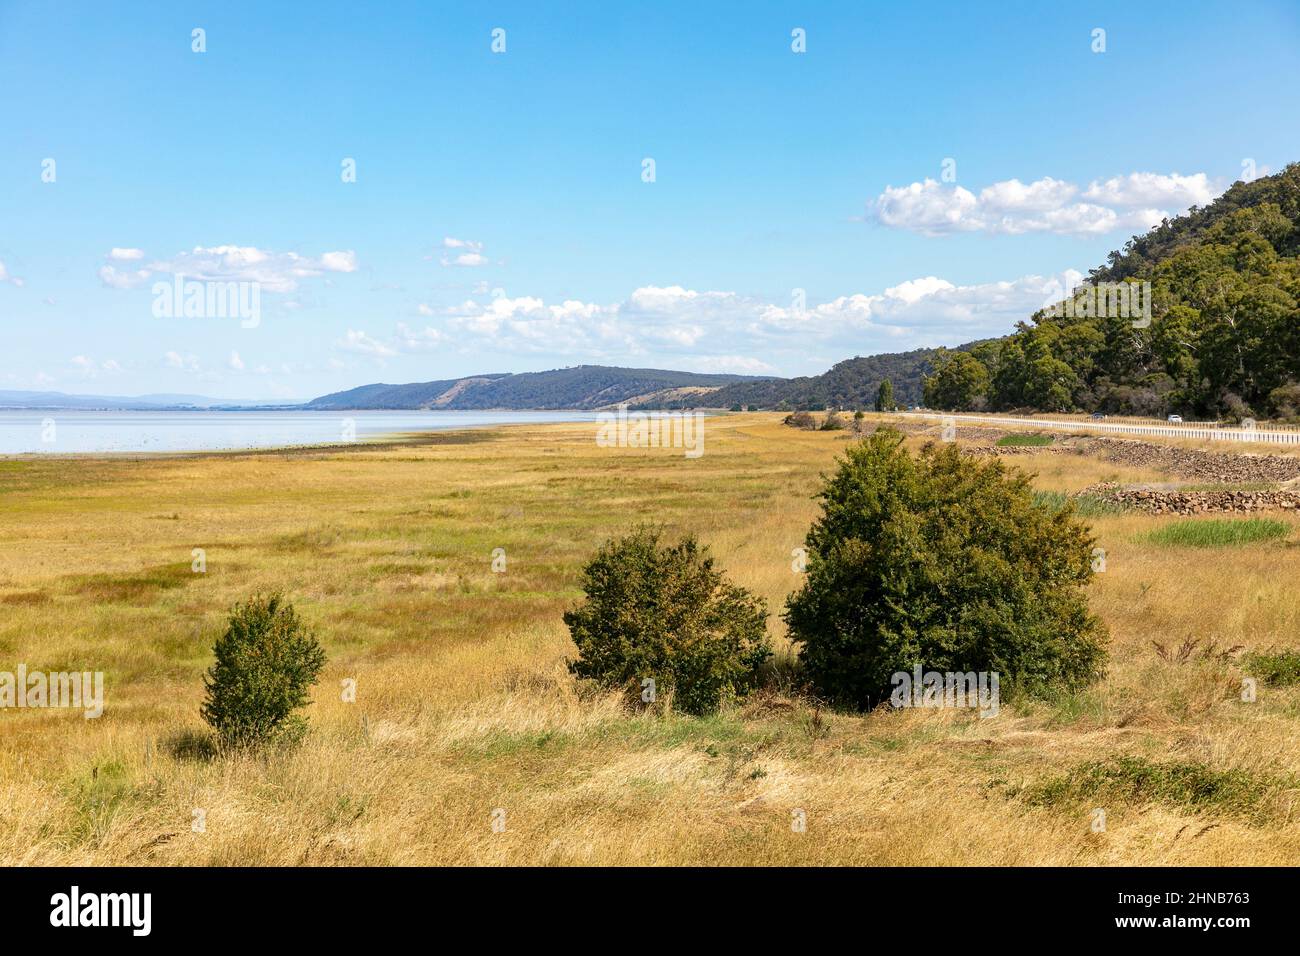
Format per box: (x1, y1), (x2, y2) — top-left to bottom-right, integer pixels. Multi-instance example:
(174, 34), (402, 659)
(201, 593), (327, 748)
(564, 527), (771, 715)
(1243, 650), (1300, 686)
(819, 411), (846, 431)
(784, 428), (1108, 708)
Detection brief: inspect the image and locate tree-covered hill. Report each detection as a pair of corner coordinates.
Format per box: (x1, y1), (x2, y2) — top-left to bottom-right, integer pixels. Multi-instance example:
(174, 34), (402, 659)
(644, 348), (950, 410)
(924, 163), (1300, 419)
(306, 366), (766, 410)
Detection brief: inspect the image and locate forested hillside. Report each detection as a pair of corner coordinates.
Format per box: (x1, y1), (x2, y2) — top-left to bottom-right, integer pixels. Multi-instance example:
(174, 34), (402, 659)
(924, 163), (1300, 419)
(644, 348), (942, 410)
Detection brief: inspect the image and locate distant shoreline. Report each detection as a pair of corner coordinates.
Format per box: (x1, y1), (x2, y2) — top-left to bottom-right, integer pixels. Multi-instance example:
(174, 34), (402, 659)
(0, 409), (603, 457)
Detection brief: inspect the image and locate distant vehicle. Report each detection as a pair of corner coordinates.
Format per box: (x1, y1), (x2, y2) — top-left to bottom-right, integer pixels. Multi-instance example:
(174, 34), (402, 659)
(1167, 414), (1183, 423)
(1089, 412), (1106, 420)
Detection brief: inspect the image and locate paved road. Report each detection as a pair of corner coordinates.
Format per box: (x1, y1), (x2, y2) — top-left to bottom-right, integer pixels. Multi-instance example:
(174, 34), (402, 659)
(895, 412), (1300, 447)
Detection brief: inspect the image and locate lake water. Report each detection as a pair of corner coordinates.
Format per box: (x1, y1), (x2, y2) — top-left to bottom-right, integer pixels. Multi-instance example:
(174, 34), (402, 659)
(0, 410), (599, 454)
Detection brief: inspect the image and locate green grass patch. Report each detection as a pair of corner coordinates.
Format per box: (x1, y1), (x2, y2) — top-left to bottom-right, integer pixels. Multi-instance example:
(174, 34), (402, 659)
(62, 760), (139, 846)
(1243, 651), (1300, 687)
(997, 433), (1054, 447)
(452, 728), (576, 761)
(1033, 490), (1126, 518)
(65, 563), (194, 604)
(1023, 756), (1279, 821)
(1143, 518), (1290, 548)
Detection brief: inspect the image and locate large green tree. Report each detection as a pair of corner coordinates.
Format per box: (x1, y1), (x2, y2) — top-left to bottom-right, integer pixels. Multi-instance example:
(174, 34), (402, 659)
(923, 351), (990, 410)
(784, 429), (1108, 709)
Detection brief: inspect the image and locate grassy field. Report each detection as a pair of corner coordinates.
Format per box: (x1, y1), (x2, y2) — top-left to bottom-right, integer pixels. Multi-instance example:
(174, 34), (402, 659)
(3, 413), (1300, 865)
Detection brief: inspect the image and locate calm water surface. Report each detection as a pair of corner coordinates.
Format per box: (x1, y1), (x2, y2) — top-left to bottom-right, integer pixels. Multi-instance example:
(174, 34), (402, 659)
(0, 410), (598, 454)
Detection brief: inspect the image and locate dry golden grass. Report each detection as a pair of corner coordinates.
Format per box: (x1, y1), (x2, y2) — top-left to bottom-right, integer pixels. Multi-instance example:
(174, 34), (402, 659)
(2, 413), (1299, 865)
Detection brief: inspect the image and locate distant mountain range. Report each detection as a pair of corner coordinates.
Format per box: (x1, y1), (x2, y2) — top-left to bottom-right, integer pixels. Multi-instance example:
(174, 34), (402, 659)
(303, 366), (773, 410)
(306, 349), (983, 412)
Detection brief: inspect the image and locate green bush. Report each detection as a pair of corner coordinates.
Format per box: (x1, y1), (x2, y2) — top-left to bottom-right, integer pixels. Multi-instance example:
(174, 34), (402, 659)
(201, 593), (327, 748)
(1244, 650), (1300, 686)
(564, 527), (771, 715)
(784, 428), (1108, 709)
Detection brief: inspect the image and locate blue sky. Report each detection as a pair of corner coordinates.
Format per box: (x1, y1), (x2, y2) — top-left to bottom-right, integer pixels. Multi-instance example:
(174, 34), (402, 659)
(2, 0), (1299, 400)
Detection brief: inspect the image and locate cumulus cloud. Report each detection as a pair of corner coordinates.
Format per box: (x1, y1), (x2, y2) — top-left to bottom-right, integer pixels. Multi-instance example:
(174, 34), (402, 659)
(98, 245), (359, 293)
(229, 350), (245, 371)
(108, 248), (145, 260)
(871, 171), (1223, 237)
(346, 274), (1071, 371)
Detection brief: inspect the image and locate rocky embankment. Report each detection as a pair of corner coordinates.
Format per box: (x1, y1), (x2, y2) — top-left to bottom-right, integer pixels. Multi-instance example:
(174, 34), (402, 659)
(1080, 482), (1300, 515)
(1083, 437), (1300, 483)
(960, 432), (1300, 484)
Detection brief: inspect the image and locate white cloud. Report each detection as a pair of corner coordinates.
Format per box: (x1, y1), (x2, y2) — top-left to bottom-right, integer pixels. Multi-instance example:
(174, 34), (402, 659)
(338, 329), (398, 358)
(109, 248), (145, 260)
(229, 350), (245, 371)
(871, 171), (1224, 237)
(440, 237), (489, 267)
(165, 351), (200, 372)
(1082, 172), (1217, 209)
(99, 265), (153, 289)
(687, 355), (777, 375)
(318, 250), (358, 273)
(352, 273), (1068, 370)
(394, 322), (444, 351)
(443, 252), (488, 267)
(68, 355), (121, 377)
(99, 245), (359, 293)
(0, 260), (24, 286)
